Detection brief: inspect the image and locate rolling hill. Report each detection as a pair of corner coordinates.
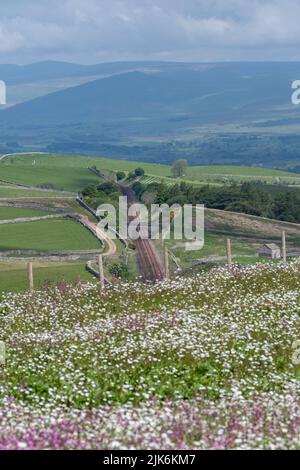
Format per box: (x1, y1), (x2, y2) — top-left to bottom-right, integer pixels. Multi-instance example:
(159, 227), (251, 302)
(1, 62), (300, 126)
(2, 61), (300, 166)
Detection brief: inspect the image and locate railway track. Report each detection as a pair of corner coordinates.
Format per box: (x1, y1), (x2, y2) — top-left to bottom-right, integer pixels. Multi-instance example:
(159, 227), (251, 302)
(136, 238), (164, 282)
(120, 185), (165, 283)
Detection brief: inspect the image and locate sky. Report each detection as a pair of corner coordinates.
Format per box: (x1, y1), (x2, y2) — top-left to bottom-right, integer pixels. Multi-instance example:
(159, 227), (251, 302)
(1, 0), (300, 64)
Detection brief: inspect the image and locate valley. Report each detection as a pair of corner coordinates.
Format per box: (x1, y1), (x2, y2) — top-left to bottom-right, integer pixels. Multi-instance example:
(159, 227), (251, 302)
(1, 152), (300, 292)
(2, 61), (300, 168)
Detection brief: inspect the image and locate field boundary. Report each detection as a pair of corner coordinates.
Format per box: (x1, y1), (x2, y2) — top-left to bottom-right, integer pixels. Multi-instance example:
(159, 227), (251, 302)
(0, 213), (69, 225)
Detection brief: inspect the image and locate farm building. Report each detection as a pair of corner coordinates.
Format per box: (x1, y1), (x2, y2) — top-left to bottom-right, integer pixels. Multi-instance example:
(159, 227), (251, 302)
(258, 243), (281, 259)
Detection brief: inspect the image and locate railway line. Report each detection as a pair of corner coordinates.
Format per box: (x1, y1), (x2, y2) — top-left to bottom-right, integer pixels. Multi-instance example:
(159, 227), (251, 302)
(120, 185), (165, 283)
(136, 238), (164, 282)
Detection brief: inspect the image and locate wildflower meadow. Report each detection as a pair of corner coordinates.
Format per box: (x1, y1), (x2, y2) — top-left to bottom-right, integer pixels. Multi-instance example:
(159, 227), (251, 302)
(0, 262), (299, 449)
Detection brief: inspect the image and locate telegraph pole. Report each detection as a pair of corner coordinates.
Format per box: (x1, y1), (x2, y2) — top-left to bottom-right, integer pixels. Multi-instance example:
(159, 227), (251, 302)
(98, 254), (105, 289)
(164, 245), (169, 280)
(28, 262), (34, 292)
(282, 231), (287, 265)
(226, 238), (232, 268)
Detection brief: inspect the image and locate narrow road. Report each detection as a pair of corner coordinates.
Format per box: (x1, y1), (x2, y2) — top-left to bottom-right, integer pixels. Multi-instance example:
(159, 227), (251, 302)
(79, 215), (117, 257)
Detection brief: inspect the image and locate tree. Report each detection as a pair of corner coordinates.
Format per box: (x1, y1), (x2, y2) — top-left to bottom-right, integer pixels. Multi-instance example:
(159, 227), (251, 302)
(116, 171), (126, 181)
(132, 181), (145, 198)
(134, 167), (145, 177)
(171, 159), (188, 178)
(82, 184), (98, 197)
(109, 262), (128, 279)
(97, 181), (119, 195)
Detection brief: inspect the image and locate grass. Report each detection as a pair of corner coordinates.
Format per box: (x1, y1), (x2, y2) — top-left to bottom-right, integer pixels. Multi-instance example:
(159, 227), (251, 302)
(164, 208), (300, 269)
(0, 261), (95, 293)
(0, 188), (72, 198)
(0, 162), (101, 192)
(0, 218), (100, 251)
(164, 232), (259, 269)
(2, 153), (300, 190)
(1, 153), (171, 175)
(0, 207), (51, 220)
(186, 165), (299, 178)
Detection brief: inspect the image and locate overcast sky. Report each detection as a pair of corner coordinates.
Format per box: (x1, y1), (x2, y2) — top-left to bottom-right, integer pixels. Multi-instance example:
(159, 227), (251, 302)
(1, 0), (300, 64)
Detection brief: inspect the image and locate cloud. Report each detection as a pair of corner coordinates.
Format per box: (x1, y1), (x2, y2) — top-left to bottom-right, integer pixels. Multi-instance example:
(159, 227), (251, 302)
(1, 0), (300, 63)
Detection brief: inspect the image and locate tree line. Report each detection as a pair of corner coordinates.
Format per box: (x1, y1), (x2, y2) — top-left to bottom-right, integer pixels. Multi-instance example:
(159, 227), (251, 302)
(132, 180), (300, 223)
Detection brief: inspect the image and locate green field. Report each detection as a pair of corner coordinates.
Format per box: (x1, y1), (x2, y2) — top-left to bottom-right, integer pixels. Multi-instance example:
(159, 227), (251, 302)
(164, 208), (300, 269)
(2, 153), (300, 190)
(1, 153), (171, 175)
(0, 218), (100, 251)
(0, 188), (72, 198)
(2, 152), (300, 290)
(0, 158), (101, 191)
(0, 206), (50, 220)
(0, 261), (95, 292)
(163, 232), (259, 269)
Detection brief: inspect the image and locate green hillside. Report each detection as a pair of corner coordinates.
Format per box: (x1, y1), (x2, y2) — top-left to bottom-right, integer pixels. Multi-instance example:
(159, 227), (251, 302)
(2, 153), (300, 190)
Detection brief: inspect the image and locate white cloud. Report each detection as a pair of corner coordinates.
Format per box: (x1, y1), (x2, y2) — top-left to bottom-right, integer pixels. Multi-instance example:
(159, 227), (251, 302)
(1, 0), (300, 63)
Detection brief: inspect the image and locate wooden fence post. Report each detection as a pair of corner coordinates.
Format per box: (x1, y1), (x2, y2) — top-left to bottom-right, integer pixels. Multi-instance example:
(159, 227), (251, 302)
(164, 245), (169, 280)
(98, 254), (105, 289)
(282, 231), (287, 265)
(27, 262), (34, 292)
(226, 238), (232, 268)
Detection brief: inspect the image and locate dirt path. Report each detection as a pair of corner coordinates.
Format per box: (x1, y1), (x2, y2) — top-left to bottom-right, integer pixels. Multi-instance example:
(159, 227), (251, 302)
(79, 215), (117, 257)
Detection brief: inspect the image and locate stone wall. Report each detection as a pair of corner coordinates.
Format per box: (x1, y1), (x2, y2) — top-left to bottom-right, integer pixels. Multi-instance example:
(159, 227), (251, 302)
(0, 214), (69, 225)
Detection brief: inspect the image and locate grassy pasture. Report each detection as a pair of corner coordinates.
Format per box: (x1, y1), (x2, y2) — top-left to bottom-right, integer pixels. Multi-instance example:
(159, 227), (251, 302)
(2, 153), (300, 190)
(0, 218), (100, 252)
(0, 261), (95, 293)
(165, 208), (300, 268)
(0, 160), (101, 191)
(0, 188), (71, 198)
(0, 206), (50, 220)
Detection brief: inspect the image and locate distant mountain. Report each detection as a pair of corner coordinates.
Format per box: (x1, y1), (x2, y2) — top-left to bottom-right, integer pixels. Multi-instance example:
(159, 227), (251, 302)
(0, 71), (167, 125)
(0, 60), (209, 107)
(1, 61), (300, 167)
(0, 60), (196, 85)
(1, 62), (299, 126)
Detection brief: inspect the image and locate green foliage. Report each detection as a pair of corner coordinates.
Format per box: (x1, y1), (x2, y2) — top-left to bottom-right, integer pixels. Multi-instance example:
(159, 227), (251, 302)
(82, 184), (98, 197)
(147, 180), (300, 223)
(108, 261), (129, 279)
(82, 181), (121, 209)
(134, 167), (145, 177)
(116, 171), (126, 181)
(97, 181), (119, 195)
(126, 172), (136, 182)
(171, 159), (188, 177)
(131, 181), (145, 198)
